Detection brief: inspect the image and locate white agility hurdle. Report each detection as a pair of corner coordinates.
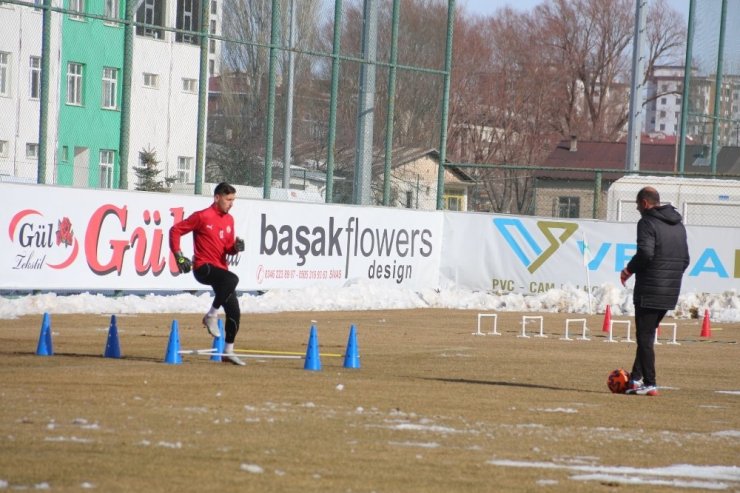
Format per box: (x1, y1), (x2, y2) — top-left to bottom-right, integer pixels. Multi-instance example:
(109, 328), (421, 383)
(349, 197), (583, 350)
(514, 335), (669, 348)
(657, 323), (680, 345)
(562, 319), (589, 341)
(606, 320), (633, 343)
(178, 348), (302, 359)
(473, 313), (500, 336)
(519, 316), (546, 338)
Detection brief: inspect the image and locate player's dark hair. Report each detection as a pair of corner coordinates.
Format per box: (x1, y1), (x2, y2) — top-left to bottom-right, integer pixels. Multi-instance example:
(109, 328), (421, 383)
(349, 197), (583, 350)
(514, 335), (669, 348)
(214, 182), (236, 196)
(637, 187), (660, 205)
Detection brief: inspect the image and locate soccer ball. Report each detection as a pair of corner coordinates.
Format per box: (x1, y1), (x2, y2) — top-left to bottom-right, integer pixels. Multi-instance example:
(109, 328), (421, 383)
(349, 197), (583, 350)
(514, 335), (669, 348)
(607, 368), (630, 394)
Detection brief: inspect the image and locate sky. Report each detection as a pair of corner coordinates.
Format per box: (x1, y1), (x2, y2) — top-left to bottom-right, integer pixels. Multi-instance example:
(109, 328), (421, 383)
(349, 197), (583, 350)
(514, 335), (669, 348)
(462, 0), (691, 20)
(1, 281), (738, 322)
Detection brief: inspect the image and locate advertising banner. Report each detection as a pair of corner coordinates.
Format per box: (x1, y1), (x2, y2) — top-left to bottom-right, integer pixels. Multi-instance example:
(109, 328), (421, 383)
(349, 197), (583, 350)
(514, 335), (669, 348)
(0, 183), (443, 291)
(440, 211), (740, 295)
(244, 200), (442, 290)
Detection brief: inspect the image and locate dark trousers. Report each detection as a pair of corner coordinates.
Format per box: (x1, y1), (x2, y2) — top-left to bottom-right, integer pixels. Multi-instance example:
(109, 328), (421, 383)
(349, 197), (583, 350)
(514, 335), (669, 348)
(631, 306), (667, 387)
(194, 264), (240, 344)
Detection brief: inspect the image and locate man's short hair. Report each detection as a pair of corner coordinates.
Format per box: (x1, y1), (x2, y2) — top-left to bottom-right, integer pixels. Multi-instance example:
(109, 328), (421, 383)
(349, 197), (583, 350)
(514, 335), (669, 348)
(637, 186), (660, 205)
(214, 182), (236, 196)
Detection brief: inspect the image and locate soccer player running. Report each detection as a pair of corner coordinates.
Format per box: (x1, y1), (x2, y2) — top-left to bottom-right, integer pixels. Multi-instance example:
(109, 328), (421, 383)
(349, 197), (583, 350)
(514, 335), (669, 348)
(619, 186), (689, 395)
(169, 182), (246, 366)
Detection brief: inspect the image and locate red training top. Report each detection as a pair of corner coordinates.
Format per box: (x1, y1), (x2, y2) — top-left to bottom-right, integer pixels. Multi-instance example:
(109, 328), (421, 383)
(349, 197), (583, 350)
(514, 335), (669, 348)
(169, 203), (237, 270)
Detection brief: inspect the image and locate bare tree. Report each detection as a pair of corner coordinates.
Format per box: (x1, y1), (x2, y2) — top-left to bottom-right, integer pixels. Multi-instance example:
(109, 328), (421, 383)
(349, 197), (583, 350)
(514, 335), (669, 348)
(534, 0), (634, 140)
(644, 0), (687, 103)
(208, 0), (323, 185)
(448, 0), (684, 213)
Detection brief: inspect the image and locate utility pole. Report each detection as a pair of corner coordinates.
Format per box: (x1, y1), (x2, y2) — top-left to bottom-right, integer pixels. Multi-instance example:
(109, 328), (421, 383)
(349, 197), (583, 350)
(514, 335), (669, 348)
(625, 0), (647, 172)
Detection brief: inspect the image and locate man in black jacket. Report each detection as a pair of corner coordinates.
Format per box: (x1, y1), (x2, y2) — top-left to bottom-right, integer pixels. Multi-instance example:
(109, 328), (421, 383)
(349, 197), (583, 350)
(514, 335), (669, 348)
(620, 186), (690, 396)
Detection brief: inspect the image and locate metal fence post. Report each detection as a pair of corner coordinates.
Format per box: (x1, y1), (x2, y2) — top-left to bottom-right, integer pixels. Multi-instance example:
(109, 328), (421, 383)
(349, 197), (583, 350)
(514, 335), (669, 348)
(37, 0), (52, 184)
(263, 0), (281, 199)
(436, 0), (455, 210)
(382, 0), (401, 206)
(194, 0), (210, 195)
(325, 0), (343, 204)
(709, 0), (728, 174)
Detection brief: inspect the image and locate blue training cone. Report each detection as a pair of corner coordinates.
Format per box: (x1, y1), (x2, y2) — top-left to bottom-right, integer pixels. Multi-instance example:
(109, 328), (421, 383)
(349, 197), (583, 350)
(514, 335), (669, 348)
(104, 314), (122, 358)
(164, 320), (182, 365)
(343, 324), (360, 369)
(303, 325), (322, 371)
(210, 319), (225, 362)
(36, 312), (53, 356)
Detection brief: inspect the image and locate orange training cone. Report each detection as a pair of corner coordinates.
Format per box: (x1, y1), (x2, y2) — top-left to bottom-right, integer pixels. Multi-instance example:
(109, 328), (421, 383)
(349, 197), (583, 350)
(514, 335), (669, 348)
(700, 309), (711, 338)
(602, 305), (612, 333)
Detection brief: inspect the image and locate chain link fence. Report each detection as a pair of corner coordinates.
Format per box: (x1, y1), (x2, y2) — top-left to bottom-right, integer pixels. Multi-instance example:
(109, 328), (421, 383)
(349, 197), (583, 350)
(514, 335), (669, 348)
(0, 0), (453, 207)
(2, 0), (739, 218)
(681, 0), (740, 171)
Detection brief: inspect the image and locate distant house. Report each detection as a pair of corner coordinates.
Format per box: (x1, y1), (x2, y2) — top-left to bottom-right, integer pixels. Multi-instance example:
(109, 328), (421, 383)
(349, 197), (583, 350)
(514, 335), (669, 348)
(536, 136), (740, 219)
(371, 148), (475, 211)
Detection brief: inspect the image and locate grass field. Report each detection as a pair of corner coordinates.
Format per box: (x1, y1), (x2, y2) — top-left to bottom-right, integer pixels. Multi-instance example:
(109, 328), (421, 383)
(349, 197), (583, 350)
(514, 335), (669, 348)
(1, 309), (738, 492)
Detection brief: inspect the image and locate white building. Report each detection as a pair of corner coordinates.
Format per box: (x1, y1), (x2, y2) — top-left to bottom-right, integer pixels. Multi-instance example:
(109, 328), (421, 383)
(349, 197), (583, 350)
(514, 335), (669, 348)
(0, 2), (62, 184)
(129, 0), (221, 189)
(645, 65), (739, 144)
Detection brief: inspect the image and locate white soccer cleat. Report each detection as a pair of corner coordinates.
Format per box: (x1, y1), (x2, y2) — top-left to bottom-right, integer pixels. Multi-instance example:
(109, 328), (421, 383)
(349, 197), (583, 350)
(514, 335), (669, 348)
(221, 353), (246, 366)
(202, 314), (221, 338)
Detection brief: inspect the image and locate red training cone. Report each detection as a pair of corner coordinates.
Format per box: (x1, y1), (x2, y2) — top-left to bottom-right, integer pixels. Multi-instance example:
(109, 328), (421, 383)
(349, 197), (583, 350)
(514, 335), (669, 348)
(602, 305), (612, 333)
(700, 309), (711, 338)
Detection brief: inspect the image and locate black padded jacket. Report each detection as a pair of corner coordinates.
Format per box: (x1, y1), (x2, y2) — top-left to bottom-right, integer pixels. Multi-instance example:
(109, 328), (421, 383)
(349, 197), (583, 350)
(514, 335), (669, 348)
(626, 204), (690, 310)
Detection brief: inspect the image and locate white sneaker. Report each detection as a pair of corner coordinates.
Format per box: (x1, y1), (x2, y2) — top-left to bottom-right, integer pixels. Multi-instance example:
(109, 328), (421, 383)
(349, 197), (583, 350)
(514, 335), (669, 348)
(202, 314), (220, 337)
(221, 353), (245, 366)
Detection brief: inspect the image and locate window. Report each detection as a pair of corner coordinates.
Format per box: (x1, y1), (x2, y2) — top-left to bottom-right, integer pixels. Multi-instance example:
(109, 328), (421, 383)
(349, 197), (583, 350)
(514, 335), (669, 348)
(208, 59), (214, 76)
(405, 191), (414, 209)
(661, 83), (668, 92)
(209, 39), (216, 54)
(29, 56), (40, 99)
(176, 0), (199, 44)
(99, 150), (114, 188)
(102, 67), (117, 109)
(660, 123), (665, 131)
(0, 140), (8, 157)
(143, 72), (159, 88)
(676, 97), (681, 105)
(26, 143), (39, 159)
(659, 110), (666, 118)
(660, 97), (667, 105)
(104, 0), (118, 19)
(444, 194), (463, 211)
(556, 196), (579, 218)
(67, 62), (83, 105)
(69, 0), (84, 20)
(210, 0), (217, 14)
(0, 52), (9, 97)
(177, 156), (192, 183)
(61, 146), (69, 161)
(136, 0), (164, 39)
(182, 78), (197, 93)
(210, 19), (216, 34)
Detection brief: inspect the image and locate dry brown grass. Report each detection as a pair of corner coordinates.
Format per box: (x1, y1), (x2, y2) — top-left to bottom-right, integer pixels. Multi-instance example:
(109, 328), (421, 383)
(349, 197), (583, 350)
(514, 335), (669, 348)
(1, 309), (738, 492)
